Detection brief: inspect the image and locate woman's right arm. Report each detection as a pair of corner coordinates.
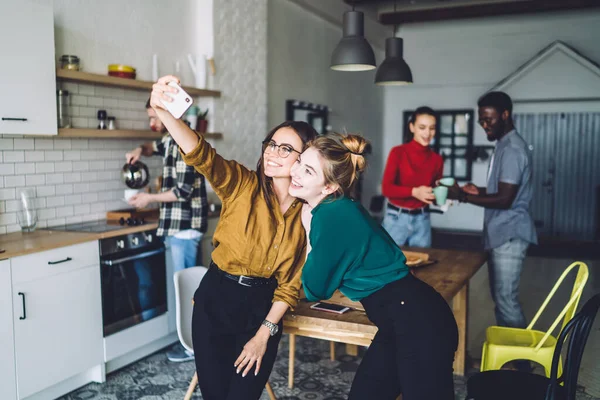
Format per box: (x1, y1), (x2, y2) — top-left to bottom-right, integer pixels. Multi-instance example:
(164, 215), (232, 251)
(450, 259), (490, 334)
(150, 75), (252, 201)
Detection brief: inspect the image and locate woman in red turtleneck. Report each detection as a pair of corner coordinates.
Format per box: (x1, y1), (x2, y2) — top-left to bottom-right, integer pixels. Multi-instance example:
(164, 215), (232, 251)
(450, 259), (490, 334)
(382, 106), (443, 247)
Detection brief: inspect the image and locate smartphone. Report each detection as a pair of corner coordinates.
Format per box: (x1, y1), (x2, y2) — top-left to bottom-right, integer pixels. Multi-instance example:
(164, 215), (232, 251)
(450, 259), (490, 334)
(310, 302), (350, 314)
(161, 81), (193, 119)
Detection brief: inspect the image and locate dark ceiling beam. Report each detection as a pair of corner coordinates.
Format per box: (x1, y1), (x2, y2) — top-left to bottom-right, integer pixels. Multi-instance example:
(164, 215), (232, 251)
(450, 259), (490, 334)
(367, 0), (600, 25)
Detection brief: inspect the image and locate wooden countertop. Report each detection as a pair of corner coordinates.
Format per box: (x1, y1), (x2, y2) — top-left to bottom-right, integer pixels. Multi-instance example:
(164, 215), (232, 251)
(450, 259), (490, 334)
(0, 222), (159, 260)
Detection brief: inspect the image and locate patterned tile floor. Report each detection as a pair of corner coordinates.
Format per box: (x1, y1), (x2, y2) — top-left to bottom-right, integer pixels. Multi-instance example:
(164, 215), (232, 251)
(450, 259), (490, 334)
(58, 335), (598, 400)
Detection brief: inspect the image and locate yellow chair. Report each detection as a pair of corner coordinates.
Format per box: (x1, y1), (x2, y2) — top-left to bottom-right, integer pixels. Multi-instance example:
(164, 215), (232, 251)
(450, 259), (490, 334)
(480, 261), (589, 377)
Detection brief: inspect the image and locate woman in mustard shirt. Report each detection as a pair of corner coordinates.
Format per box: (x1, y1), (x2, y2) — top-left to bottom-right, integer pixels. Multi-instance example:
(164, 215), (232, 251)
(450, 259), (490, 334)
(150, 75), (317, 399)
(289, 133), (458, 400)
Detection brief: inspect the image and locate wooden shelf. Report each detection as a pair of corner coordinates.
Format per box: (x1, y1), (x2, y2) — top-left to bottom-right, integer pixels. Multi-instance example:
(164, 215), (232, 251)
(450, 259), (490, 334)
(57, 128), (223, 140)
(56, 69), (221, 98)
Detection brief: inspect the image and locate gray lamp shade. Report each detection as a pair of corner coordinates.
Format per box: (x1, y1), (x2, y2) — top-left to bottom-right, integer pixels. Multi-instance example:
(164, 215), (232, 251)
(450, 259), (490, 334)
(330, 10), (376, 72)
(375, 37), (413, 85)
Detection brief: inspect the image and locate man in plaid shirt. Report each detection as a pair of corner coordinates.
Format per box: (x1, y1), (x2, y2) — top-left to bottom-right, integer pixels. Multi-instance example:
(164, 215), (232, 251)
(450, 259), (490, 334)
(126, 99), (208, 362)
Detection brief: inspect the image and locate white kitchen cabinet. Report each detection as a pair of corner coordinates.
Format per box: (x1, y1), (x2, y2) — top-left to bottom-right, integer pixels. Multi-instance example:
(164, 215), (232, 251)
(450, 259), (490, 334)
(0, 259), (17, 400)
(0, 0), (57, 135)
(11, 243), (103, 399)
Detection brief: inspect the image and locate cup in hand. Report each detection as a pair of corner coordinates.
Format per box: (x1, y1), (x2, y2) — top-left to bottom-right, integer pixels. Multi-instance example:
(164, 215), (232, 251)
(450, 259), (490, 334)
(432, 186), (448, 206)
(438, 177), (456, 187)
(124, 189), (140, 201)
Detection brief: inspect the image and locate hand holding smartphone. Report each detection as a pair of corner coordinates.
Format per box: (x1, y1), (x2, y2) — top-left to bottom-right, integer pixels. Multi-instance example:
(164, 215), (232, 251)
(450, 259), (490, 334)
(310, 302), (350, 314)
(161, 81), (194, 119)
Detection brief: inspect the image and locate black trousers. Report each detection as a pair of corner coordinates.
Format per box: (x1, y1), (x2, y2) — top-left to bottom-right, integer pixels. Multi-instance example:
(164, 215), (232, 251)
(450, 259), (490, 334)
(192, 266), (282, 400)
(349, 273), (459, 400)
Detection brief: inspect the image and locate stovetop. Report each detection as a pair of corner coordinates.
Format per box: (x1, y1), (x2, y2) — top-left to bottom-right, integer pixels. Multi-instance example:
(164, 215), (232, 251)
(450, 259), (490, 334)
(50, 218), (148, 233)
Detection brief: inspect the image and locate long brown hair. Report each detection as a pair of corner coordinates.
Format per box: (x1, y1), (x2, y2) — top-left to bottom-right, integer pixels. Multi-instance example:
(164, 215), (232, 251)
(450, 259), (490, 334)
(256, 121), (318, 208)
(309, 133), (368, 198)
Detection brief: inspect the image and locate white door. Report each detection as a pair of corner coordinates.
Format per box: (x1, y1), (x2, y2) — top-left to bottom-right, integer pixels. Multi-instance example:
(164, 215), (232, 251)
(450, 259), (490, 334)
(0, 260), (17, 400)
(0, 0), (57, 135)
(13, 266), (103, 399)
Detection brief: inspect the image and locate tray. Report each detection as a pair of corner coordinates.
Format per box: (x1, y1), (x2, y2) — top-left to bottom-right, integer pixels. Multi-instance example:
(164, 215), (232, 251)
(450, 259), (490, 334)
(403, 250), (436, 268)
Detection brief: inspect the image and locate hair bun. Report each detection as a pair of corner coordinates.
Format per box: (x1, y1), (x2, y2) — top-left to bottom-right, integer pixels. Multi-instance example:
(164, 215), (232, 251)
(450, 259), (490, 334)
(341, 134), (368, 174)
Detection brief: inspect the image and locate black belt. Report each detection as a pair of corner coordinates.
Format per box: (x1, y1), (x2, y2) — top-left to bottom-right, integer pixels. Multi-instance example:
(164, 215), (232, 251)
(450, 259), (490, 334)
(211, 262), (276, 287)
(387, 203), (430, 215)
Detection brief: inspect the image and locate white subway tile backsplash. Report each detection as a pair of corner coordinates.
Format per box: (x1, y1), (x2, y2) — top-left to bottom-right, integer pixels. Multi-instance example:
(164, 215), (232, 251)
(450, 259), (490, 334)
(72, 161), (89, 171)
(45, 151), (63, 161)
(36, 185), (56, 197)
(0, 163), (15, 175)
(65, 193), (82, 205)
(54, 139), (72, 150)
(78, 84), (94, 96)
(0, 138), (14, 150)
(0, 213), (16, 225)
(55, 161), (73, 172)
(61, 82), (79, 94)
(35, 162), (55, 174)
(13, 139), (34, 150)
(34, 139), (54, 150)
(81, 192), (98, 203)
(56, 205), (73, 218)
(1, 83), (166, 232)
(56, 184), (74, 195)
(64, 150), (81, 161)
(25, 175), (46, 186)
(71, 94), (88, 106)
(4, 200), (19, 212)
(46, 218), (66, 227)
(39, 208), (56, 220)
(16, 163), (36, 175)
(71, 117), (88, 128)
(4, 175), (25, 187)
(4, 151), (25, 163)
(45, 173), (65, 185)
(74, 203), (91, 215)
(64, 172), (82, 183)
(46, 196), (65, 208)
(65, 215), (83, 224)
(0, 188), (16, 200)
(25, 151), (45, 162)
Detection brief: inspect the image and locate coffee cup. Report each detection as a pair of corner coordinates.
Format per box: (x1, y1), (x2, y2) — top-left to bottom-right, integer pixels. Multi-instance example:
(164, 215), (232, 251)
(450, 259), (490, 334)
(432, 186), (448, 206)
(439, 177), (456, 187)
(124, 189), (140, 201)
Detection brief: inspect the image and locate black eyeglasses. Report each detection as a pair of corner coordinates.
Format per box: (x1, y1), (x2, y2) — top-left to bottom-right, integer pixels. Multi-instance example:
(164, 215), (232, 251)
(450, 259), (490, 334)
(262, 140), (301, 158)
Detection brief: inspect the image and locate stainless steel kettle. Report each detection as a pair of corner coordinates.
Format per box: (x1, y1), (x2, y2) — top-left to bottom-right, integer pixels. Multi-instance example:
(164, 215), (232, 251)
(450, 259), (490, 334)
(122, 161), (150, 189)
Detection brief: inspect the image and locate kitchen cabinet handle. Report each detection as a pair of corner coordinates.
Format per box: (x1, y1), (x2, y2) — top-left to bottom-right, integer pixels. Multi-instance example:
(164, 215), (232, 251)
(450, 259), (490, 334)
(48, 257), (72, 265)
(2, 117), (28, 121)
(18, 292), (26, 320)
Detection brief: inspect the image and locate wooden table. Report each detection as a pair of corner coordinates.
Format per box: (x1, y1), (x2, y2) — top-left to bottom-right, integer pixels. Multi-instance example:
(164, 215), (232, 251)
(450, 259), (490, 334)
(283, 247), (487, 388)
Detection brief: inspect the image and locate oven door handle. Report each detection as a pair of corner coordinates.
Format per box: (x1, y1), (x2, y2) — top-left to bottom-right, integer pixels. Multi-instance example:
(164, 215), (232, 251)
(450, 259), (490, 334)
(101, 247), (166, 266)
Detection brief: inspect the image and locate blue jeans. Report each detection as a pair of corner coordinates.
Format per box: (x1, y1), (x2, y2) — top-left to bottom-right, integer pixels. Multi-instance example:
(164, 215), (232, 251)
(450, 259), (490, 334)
(382, 207), (432, 248)
(488, 238), (529, 328)
(165, 235), (202, 273)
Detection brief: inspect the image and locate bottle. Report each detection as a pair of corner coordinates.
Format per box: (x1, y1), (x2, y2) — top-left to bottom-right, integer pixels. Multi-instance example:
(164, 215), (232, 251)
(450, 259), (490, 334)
(185, 105), (199, 131)
(97, 110), (107, 130)
(56, 90), (71, 128)
(107, 116), (116, 130)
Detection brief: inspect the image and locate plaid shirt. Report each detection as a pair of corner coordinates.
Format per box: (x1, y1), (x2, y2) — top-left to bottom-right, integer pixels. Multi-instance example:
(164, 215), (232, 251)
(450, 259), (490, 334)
(152, 134), (208, 236)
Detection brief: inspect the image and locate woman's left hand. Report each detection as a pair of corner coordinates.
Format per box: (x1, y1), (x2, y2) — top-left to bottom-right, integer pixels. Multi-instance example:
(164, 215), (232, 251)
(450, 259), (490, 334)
(234, 331), (269, 377)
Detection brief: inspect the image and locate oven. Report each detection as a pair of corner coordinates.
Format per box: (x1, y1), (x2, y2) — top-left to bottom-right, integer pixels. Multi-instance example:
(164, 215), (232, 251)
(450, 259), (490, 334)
(99, 230), (167, 336)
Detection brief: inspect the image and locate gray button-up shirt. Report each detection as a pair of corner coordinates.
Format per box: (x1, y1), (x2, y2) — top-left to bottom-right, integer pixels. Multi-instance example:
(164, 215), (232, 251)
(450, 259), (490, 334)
(484, 129), (538, 250)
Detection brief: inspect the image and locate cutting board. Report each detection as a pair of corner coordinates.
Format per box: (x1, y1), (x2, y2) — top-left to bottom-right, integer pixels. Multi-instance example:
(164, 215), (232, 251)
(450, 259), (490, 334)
(106, 208), (159, 221)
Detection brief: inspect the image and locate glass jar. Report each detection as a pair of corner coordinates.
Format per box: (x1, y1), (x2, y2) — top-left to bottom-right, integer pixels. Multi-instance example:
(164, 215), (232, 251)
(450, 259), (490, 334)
(59, 55), (80, 71)
(107, 116), (116, 130)
(56, 90), (71, 128)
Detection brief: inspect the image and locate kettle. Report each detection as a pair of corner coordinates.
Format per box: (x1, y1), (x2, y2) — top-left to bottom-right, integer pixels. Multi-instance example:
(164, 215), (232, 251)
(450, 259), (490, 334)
(122, 161), (150, 189)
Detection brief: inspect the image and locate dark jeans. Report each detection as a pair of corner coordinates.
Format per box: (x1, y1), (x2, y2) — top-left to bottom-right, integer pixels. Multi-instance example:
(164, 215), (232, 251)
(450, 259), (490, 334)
(349, 273), (459, 400)
(192, 266), (282, 400)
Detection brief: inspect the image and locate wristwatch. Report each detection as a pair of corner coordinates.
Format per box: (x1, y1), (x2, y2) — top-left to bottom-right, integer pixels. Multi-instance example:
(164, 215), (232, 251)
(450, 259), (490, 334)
(261, 319), (279, 336)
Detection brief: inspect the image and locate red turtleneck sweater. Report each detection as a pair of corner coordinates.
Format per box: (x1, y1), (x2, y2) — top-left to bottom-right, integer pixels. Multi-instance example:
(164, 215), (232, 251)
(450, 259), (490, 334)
(382, 140), (444, 209)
